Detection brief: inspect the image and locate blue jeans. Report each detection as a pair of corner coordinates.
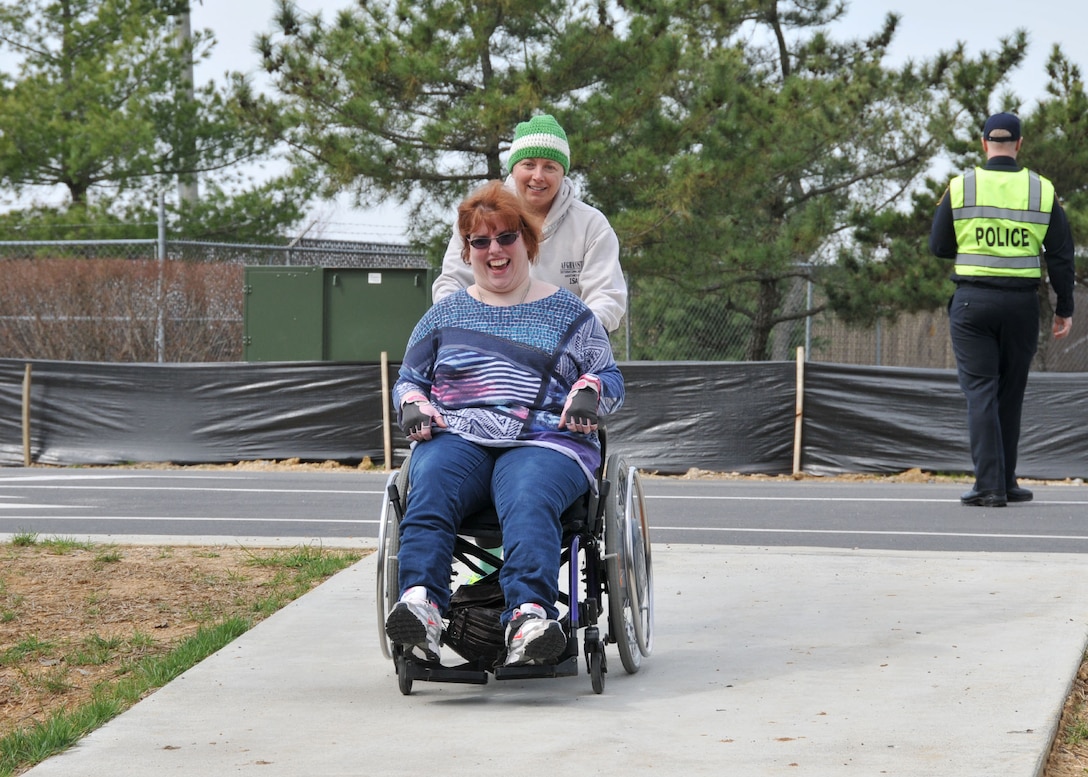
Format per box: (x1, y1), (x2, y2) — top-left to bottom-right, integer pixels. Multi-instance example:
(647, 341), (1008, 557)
(397, 433), (587, 623)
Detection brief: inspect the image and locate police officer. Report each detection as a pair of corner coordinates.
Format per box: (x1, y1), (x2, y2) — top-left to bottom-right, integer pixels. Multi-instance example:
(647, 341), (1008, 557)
(930, 112), (1075, 507)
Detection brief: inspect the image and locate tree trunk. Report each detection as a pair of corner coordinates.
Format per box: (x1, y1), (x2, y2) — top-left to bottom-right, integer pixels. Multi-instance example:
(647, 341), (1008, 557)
(745, 277), (782, 361)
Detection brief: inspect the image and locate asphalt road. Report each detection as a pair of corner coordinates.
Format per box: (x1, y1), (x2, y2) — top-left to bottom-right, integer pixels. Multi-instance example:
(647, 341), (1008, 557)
(2, 467), (1087, 553)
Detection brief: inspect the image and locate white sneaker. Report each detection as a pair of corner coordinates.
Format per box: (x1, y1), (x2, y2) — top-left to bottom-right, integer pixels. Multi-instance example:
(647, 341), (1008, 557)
(385, 586), (442, 663)
(504, 603), (565, 666)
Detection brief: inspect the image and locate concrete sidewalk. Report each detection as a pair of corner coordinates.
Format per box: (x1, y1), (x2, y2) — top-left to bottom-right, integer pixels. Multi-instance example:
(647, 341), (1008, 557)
(22, 545), (1088, 777)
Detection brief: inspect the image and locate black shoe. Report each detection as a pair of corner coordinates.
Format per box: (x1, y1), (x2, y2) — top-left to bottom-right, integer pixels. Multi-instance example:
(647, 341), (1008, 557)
(960, 489), (1007, 507)
(1006, 486), (1033, 503)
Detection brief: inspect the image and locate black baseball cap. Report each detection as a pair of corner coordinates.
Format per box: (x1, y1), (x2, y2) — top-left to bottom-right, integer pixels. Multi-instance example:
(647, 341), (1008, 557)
(983, 112), (1021, 142)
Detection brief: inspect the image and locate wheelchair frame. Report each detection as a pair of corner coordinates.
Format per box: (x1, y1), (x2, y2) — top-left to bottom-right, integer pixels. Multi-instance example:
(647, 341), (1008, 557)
(375, 434), (653, 695)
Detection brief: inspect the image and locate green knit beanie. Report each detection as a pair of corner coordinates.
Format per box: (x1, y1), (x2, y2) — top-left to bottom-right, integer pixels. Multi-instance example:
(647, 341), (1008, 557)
(507, 114), (570, 174)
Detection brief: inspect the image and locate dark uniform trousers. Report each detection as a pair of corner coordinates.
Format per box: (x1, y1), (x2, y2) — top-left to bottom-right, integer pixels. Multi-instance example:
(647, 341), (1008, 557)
(948, 284), (1039, 493)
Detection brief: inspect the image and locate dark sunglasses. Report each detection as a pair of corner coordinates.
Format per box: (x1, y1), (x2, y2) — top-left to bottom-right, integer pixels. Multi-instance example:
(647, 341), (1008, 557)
(467, 231), (520, 250)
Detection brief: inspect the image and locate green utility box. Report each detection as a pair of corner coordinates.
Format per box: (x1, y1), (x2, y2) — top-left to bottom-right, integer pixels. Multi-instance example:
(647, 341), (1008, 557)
(243, 266), (433, 361)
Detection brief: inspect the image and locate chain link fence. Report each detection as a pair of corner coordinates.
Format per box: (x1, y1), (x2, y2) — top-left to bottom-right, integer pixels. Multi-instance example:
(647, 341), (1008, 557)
(610, 274), (1088, 372)
(2, 238), (1085, 370)
(0, 239), (429, 362)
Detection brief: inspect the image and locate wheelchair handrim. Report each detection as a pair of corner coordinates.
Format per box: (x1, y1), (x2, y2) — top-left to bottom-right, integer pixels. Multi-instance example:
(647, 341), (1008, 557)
(376, 469), (399, 661)
(624, 466), (654, 657)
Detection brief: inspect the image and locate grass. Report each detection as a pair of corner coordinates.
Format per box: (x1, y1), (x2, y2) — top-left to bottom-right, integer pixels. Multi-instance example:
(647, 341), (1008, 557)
(0, 620), (247, 773)
(9, 533), (37, 548)
(0, 539), (363, 777)
(36, 537), (95, 555)
(1, 637), (56, 666)
(1066, 713), (1088, 749)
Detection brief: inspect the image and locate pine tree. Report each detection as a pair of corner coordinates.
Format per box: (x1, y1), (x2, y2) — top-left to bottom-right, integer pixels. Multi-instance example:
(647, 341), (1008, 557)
(0, 0), (310, 240)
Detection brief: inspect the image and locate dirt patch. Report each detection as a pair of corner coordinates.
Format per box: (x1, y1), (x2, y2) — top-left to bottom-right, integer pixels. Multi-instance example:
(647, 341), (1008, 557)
(1047, 657), (1088, 776)
(0, 542), (367, 746)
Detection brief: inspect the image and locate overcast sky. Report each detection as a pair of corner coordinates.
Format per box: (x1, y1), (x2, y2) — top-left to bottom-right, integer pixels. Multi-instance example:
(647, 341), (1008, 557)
(833, 1), (1082, 110)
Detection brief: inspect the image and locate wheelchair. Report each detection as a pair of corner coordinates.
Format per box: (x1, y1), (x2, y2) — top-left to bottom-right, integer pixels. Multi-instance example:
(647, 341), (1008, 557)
(375, 431), (653, 695)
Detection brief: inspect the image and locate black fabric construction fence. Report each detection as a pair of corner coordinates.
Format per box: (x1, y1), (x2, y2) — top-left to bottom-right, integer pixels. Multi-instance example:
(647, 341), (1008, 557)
(603, 361), (796, 475)
(1, 358), (1086, 478)
(0, 360), (383, 467)
(801, 363), (1088, 480)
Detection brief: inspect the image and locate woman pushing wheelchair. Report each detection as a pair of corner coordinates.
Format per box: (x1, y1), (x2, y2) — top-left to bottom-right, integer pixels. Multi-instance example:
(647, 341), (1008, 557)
(384, 179), (625, 668)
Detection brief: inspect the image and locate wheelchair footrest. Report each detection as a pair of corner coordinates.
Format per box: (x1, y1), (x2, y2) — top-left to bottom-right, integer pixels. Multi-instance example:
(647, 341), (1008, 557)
(494, 655), (579, 681)
(403, 660), (490, 685)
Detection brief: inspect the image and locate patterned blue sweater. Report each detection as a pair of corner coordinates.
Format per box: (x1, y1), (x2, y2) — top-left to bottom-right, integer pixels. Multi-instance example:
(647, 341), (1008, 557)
(394, 287), (624, 487)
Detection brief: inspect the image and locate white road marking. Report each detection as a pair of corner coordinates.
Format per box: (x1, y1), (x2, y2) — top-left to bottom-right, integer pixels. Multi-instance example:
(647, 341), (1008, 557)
(0, 484), (379, 495)
(646, 494), (1088, 505)
(0, 515), (372, 524)
(659, 525), (1088, 540)
(0, 504), (83, 509)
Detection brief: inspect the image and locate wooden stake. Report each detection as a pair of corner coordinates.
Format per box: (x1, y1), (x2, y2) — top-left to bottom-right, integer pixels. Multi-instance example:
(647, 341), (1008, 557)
(22, 363), (32, 466)
(792, 347), (804, 477)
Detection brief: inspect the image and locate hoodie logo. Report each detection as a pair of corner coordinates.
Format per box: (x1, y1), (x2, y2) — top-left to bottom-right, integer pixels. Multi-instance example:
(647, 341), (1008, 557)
(561, 260), (583, 284)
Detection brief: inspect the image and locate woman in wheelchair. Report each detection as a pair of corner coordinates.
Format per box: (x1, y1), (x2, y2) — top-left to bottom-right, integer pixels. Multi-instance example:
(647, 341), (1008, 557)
(384, 179), (624, 668)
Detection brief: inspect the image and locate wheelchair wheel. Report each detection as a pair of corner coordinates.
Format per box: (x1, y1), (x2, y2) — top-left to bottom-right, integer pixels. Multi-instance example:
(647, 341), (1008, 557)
(604, 454), (654, 674)
(625, 465), (653, 658)
(376, 466), (409, 660)
(396, 654), (414, 695)
(589, 641), (606, 694)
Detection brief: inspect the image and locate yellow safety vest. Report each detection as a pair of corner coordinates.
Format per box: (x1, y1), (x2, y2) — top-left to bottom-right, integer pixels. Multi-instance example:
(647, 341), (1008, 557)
(949, 167), (1053, 279)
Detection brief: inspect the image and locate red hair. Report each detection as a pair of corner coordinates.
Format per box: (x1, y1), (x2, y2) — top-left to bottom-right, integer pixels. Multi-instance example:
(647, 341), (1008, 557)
(457, 180), (540, 264)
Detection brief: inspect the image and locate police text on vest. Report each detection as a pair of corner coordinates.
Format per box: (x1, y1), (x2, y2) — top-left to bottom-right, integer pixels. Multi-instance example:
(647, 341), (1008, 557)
(975, 226), (1031, 247)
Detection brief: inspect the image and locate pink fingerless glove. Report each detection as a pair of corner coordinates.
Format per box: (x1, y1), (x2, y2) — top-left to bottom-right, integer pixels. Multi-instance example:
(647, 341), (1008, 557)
(559, 375), (601, 433)
(400, 392), (446, 440)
